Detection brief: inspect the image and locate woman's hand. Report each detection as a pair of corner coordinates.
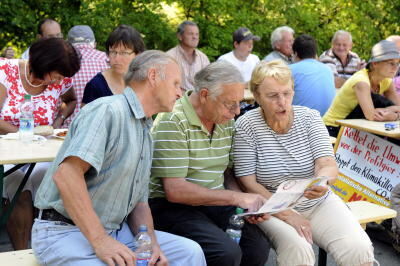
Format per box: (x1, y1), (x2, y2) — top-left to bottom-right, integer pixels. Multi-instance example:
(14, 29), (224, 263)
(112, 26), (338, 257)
(374, 108), (397, 121)
(283, 211), (313, 244)
(303, 185), (328, 199)
(52, 115), (64, 129)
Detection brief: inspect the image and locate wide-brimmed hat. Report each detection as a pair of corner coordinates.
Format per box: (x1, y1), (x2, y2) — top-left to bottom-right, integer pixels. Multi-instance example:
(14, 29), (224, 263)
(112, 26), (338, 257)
(68, 25), (95, 44)
(368, 40), (400, 64)
(233, 27), (261, 43)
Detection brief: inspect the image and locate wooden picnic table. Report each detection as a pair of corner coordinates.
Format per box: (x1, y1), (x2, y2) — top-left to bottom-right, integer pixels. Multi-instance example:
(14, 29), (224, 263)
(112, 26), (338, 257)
(336, 119), (400, 138)
(0, 137), (63, 226)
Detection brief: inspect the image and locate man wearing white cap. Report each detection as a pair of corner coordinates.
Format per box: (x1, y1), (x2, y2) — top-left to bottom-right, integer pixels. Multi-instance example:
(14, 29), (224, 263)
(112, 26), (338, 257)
(218, 27), (261, 82)
(63, 25), (108, 128)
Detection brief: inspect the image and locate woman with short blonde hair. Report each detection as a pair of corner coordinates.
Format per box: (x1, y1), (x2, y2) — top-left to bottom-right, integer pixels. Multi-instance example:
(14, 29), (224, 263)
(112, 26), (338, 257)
(234, 59), (375, 266)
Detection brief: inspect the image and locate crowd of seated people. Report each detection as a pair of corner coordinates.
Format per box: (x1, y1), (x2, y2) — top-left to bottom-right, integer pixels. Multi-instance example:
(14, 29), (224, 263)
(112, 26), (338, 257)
(2, 16), (400, 266)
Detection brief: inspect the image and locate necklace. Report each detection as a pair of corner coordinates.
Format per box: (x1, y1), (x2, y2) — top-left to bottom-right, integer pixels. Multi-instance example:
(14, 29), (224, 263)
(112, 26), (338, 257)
(24, 62), (44, 88)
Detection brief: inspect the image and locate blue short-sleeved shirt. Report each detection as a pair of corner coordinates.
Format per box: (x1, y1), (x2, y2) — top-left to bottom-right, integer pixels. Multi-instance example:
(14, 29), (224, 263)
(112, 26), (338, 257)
(290, 59), (336, 116)
(35, 88), (153, 230)
(82, 72), (113, 104)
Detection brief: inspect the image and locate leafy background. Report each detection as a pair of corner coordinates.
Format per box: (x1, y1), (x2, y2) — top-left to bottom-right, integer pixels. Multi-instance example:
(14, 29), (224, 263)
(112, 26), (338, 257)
(1, 0), (399, 61)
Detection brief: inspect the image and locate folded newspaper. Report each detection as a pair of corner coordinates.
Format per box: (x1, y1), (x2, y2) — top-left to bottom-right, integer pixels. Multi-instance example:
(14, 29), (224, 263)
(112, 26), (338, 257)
(238, 177), (329, 216)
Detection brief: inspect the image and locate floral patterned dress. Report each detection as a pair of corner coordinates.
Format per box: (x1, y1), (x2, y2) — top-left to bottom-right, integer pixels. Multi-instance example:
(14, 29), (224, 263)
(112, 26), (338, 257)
(0, 58), (72, 126)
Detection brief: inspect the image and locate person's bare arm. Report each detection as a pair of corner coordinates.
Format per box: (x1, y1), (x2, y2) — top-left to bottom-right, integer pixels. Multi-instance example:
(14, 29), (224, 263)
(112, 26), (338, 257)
(54, 156), (135, 266)
(384, 81), (400, 107)
(354, 81), (393, 121)
(127, 203), (168, 266)
(238, 174), (312, 243)
(0, 83), (18, 134)
(53, 87), (77, 128)
(303, 156), (338, 200)
(224, 167), (242, 192)
(334, 76), (346, 88)
(162, 177), (265, 212)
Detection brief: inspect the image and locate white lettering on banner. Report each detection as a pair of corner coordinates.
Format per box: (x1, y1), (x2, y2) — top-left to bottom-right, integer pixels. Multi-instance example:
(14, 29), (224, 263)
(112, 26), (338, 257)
(335, 127), (400, 198)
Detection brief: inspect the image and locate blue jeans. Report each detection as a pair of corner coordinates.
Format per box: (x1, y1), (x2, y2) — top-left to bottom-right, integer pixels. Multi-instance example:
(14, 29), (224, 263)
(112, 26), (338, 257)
(32, 219), (206, 266)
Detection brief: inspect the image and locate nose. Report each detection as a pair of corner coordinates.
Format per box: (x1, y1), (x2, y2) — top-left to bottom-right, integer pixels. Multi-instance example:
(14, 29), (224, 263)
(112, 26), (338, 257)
(234, 104), (241, 115)
(276, 94), (286, 106)
(176, 86), (183, 99)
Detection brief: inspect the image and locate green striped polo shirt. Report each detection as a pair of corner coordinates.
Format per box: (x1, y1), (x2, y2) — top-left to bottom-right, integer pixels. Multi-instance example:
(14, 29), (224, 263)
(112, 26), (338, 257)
(150, 91), (234, 198)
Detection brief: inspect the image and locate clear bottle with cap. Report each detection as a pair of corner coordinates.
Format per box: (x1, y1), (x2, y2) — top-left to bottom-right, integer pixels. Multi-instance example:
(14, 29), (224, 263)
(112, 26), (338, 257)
(226, 207), (245, 244)
(135, 224), (152, 266)
(19, 94), (34, 143)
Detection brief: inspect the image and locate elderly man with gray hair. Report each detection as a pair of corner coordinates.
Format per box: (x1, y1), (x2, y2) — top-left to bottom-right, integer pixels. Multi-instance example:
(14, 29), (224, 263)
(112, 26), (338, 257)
(264, 26), (295, 64)
(167, 20), (210, 92)
(149, 60), (271, 266)
(320, 30), (365, 88)
(32, 50), (206, 266)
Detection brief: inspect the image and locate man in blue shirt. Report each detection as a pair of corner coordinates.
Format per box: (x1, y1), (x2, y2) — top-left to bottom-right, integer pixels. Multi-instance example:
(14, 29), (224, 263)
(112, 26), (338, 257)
(32, 50), (206, 266)
(290, 34), (336, 116)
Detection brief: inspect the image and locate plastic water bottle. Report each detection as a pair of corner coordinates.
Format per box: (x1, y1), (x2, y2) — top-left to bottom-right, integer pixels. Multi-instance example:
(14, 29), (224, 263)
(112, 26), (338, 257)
(226, 207), (245, 244)
(19, 94), (34, 143)
(135, 224), (152, 266)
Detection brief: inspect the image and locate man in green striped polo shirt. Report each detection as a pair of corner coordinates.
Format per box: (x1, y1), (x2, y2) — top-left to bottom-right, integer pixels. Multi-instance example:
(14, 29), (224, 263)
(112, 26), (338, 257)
(149, 61), (271, 266)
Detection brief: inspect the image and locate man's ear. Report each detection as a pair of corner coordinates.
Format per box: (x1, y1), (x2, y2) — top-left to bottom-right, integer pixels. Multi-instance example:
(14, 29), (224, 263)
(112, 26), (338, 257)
(177, 33), (182, 42)
(147, 67), (157, 86)
(234, 41), (239, 49)
(199, 88), (209, 104)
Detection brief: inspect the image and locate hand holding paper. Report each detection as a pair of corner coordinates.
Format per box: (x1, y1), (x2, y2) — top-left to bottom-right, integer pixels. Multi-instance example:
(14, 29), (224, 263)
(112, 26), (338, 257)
(237, 177), (330, 217)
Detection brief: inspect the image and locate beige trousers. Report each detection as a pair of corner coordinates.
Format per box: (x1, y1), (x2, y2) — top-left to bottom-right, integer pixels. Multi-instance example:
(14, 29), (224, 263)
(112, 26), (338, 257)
(258, 193), (375, 266)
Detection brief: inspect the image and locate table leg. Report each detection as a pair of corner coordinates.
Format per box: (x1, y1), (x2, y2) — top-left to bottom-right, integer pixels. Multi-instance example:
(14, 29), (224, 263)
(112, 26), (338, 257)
(0, 165), (3, 215)
(0, 163), (36, 227)
(318, 248), (327, 266)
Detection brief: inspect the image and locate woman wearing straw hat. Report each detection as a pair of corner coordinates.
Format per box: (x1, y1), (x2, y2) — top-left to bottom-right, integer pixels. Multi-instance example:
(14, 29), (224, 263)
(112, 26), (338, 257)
(324, 40), (400, 137)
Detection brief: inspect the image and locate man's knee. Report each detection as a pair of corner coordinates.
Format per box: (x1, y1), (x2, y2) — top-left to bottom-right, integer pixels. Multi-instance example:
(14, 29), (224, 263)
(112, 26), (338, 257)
(209, 240), (242, 266)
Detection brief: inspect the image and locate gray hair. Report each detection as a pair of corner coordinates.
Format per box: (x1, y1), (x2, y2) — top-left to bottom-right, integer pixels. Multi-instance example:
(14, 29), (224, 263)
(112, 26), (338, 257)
(124, 50), (176, 84)
(271, 26), (294, 49)
(177, 21), (198, 35)
(332, 30), (352, 44)
(193, 61), (244, 98)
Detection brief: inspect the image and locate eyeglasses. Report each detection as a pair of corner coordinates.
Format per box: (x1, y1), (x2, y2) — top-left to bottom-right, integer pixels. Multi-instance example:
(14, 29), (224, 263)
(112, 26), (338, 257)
(108, 50), (135, 57)
(222, 101), (240, 113)
(265, 91), (293, 102)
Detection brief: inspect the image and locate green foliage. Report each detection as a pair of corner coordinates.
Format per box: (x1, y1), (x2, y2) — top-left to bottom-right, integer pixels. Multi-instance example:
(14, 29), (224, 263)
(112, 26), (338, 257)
(1, 0), (399, 60)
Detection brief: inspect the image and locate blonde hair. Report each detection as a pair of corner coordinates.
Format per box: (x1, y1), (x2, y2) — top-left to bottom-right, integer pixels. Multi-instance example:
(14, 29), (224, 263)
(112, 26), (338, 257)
(249, 60), (293, 95)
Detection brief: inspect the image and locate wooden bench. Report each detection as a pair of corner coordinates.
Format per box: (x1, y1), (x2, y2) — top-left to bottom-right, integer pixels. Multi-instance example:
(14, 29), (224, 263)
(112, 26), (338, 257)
(0, 249), (39, 266)
(0, 202), (396, 266)
(318, 200), (397, 266)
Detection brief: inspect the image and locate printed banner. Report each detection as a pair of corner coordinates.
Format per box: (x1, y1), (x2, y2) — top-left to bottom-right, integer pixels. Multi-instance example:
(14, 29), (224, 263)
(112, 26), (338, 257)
(333, 127), (400, 206)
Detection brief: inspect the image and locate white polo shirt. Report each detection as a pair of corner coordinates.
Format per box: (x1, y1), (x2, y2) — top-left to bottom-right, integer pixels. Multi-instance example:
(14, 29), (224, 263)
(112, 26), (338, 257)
(218, 51), (260, 82)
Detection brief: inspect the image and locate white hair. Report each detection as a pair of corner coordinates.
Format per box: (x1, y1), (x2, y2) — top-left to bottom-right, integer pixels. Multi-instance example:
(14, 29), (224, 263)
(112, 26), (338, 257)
(332, 30), (353, 44)
(194, 61), (244, 99)
(271, 26), (294, 49)
(124, 50), (176, 84)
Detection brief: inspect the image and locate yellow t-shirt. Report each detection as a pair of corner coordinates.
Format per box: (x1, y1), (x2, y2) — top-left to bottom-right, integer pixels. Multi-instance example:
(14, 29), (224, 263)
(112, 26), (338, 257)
(323, 69), (392, 126)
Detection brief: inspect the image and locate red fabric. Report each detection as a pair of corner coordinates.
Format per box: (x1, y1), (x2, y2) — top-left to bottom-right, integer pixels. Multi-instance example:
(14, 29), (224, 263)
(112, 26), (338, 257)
(0, 58), (72, 127)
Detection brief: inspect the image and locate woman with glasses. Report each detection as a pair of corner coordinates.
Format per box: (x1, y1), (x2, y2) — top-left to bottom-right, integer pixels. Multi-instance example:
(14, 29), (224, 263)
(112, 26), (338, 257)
(324, 40), (400, 137)
(0, 37), (80, 250)
(233, 60), (375, 266)
(82, 25), (145, 105)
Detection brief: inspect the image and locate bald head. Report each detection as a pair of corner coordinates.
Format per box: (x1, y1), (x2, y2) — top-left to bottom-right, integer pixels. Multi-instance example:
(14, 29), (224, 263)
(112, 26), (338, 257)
(387, 35), (400, 51)
(38, 19), (62, 39)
